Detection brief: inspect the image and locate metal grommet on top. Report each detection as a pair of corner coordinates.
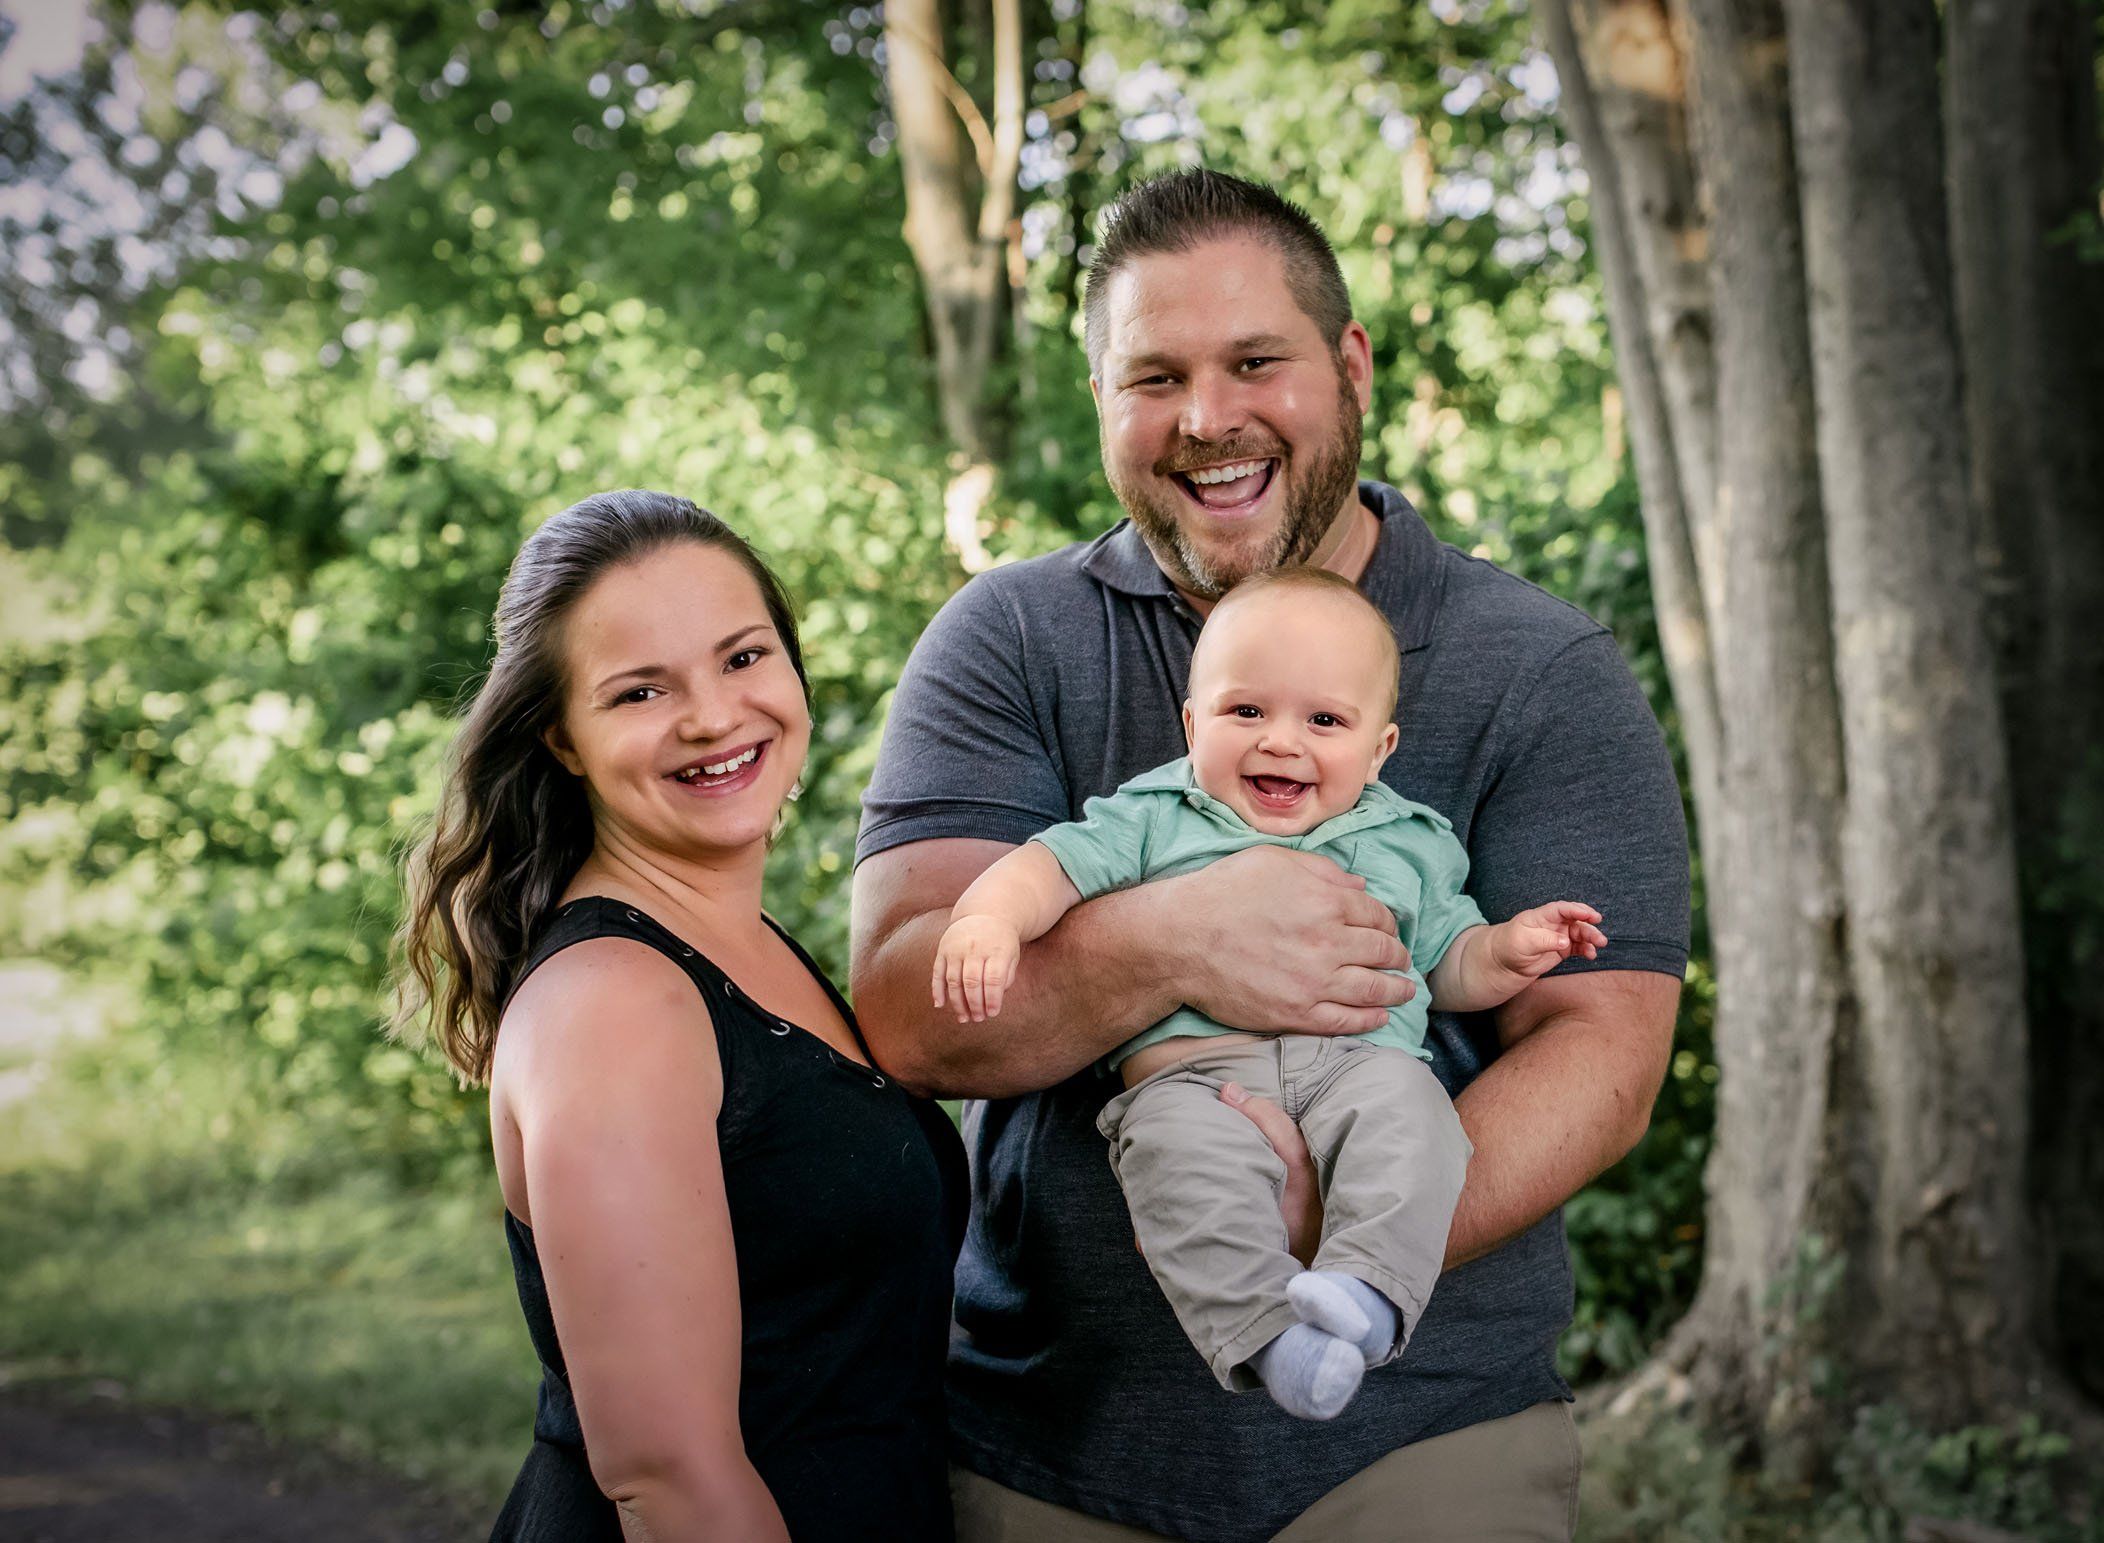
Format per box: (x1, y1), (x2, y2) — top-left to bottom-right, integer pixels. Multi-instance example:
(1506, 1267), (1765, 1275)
(769, 1023), (792, 1037)
(869, 1074), (887, 1089)
(624, 908), (642, 923)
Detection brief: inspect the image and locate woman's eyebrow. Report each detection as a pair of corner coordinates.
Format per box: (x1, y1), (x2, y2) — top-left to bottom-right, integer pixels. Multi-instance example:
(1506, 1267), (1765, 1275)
(716, 622), (769, 651)
(592, 664), (663, 694)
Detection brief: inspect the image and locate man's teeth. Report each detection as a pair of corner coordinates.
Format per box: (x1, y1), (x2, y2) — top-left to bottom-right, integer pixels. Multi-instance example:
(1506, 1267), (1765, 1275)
(676, 747), (757, 782)
(1186, 460), (1266, 486)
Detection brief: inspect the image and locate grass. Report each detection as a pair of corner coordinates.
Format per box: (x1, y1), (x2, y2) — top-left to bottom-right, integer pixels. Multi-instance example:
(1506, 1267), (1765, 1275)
(0, 1047), (534, 1513)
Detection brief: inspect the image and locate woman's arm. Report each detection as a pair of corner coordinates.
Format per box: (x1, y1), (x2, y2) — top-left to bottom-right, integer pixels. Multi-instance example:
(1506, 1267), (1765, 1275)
(499, 937), (790, 1542)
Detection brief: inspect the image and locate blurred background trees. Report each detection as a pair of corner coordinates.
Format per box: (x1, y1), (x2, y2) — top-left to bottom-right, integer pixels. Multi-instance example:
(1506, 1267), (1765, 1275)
(3, 0), (2098, 1528)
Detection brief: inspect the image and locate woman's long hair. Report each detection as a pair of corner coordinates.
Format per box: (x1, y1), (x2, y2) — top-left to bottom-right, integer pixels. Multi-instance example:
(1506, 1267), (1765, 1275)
(391, 490), (807, 1085)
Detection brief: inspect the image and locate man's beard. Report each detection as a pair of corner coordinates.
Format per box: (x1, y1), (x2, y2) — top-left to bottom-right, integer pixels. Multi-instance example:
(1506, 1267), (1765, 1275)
(1108, 363), (1364, 600)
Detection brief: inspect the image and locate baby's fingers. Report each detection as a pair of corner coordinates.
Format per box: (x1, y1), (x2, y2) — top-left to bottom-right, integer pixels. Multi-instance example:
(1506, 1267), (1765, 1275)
(962, 958), (989, 1022)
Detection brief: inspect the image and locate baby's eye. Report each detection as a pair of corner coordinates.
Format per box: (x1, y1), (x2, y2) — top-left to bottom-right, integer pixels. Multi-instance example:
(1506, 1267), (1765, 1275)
(1232, 704), (1263, 719)
(1309, 712), (1342, 729)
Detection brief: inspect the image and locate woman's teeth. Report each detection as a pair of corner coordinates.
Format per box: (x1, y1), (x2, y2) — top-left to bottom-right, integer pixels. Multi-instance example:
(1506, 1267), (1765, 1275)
(674, 746), (758, 783)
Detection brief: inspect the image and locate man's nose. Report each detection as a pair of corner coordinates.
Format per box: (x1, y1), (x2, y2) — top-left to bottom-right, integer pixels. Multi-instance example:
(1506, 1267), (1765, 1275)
(1179, 372), (1246, 443)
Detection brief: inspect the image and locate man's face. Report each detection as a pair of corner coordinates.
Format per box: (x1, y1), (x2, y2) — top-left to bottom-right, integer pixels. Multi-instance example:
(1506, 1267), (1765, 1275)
(1091, 236), (1373, 599)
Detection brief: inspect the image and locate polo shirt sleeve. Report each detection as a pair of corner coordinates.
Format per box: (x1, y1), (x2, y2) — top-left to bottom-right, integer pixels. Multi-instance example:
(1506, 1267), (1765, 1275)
(1028, 790), (1155, 902)
(1408, 826), (1488, 976)
(1468, 630), (1690, 979)
(856, 572), (1070, 862)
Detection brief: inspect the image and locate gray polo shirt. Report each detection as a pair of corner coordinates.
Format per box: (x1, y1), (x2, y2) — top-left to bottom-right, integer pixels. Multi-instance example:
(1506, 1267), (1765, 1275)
(857, 482), (1689, 1541)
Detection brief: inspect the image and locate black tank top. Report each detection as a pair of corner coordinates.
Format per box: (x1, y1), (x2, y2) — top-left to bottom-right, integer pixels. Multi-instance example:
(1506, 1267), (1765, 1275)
(490, 898), (966, 1542)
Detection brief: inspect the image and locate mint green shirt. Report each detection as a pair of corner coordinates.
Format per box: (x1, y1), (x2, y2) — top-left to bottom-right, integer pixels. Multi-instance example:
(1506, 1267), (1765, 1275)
(1031, 757), (1487, 1068)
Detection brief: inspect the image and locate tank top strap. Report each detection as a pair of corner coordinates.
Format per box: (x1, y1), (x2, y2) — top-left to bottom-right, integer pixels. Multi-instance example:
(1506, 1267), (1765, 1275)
(506, 895), (736, 1018)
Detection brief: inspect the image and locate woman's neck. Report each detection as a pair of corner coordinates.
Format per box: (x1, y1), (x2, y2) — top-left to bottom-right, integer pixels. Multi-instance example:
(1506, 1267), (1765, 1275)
(567, 827), (771, 953)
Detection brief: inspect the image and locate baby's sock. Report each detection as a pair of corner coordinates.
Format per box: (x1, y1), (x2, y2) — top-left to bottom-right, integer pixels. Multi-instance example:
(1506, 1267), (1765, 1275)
(1250, 1322), (1364, 1421)
(1287, 1270), (1401, 1367)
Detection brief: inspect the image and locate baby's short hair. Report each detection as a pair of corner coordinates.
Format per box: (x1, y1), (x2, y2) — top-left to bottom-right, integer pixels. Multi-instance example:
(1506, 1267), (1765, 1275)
(1204, 567), (1402, 723)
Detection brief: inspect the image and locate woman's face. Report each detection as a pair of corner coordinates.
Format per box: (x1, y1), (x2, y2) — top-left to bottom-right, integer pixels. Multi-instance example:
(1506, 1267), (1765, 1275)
(544, 541), (810, 865)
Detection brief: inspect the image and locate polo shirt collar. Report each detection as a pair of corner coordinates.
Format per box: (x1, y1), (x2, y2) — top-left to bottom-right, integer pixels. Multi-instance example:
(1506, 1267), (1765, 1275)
(1077, 479), (1448, 653)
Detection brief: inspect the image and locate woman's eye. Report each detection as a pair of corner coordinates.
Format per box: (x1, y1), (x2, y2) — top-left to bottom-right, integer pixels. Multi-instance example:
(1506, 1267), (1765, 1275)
(727, 647), (766, 670)
(614, 685), (661, 705)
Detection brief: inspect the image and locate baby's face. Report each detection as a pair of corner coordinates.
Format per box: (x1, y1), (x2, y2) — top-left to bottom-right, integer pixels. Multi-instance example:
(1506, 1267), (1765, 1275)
(1182, 589), (1400, 836)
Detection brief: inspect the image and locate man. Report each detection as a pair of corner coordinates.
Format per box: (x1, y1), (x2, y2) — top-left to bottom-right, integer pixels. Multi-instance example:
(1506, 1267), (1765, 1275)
(851, 169), (1689, 1542)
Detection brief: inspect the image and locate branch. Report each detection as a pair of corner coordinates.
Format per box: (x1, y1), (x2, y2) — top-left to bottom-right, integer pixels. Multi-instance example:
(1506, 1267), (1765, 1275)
(885, 15), (996, 182)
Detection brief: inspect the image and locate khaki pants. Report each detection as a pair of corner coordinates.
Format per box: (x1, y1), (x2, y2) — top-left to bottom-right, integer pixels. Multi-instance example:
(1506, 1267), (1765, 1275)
(949, 1399), (1583, 1541)
(1095, 1037), (1471, 1388)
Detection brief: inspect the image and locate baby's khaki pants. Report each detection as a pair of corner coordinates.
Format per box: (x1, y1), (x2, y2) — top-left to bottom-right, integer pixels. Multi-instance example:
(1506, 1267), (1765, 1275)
(1095, 1035), (1471, 1389)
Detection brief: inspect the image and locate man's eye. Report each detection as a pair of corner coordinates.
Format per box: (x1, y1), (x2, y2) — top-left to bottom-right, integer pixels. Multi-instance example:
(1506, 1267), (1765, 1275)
(1238, 357), (1278, 373)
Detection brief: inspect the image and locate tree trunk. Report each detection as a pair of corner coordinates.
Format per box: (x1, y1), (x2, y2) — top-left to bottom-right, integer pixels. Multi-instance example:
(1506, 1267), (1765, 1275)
(1672, 0), (1857, 1458)
(1550, 0), (2081, 1459)
(1945, 0), (2104, 1404)
(884, 0), (1025, 570)
(1782, 0), (2034, 1425)
(1535, 0), (1725, 841)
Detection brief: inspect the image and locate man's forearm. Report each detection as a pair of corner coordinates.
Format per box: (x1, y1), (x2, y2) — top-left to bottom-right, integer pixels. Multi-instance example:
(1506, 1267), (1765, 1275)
(855, 884), (1190, 1099)
(1441, 973), (1676, 1267)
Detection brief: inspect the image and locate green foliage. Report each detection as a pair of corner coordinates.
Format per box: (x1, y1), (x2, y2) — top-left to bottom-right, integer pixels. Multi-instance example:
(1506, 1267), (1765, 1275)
(1579, 1399), (2102, 1543)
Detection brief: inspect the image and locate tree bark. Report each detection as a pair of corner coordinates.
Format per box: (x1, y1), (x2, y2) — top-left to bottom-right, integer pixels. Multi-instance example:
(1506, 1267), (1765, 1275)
(1782, 0), (2035, 1424)
(1946, 0), (2104, 1404)
(1672, 0), (1857, 1457)
(884, 0), (1026, 569)
(1535, 0), (1725, 841)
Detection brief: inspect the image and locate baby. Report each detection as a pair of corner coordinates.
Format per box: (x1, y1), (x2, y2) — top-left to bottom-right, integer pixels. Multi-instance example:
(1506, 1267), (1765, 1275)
(932, 566), (1604, 1420)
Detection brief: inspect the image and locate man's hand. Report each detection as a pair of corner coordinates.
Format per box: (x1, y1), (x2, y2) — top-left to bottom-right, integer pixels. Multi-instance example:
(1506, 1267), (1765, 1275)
(1165, 847), (1415, 1036)
(933, 915), (1023, 1023)
(1490, 902), (1606, 979)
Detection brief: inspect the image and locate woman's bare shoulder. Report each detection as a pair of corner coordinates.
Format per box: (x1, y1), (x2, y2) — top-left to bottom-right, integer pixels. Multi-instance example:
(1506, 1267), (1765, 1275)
(495, 935), (717, 1097)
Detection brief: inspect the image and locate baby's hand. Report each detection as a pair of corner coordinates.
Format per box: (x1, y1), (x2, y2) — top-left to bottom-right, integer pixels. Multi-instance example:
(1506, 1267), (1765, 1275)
(932, 915), (1024, 1023)
(1491, 902), (1606, 979)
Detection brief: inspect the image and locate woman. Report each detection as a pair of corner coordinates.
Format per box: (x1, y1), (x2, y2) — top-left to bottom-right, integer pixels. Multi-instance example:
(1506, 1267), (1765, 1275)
(394, 490), (966, 1540)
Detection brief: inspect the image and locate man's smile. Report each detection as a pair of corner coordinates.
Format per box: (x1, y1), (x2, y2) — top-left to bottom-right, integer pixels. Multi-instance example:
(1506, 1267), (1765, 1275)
(1170, 458), (1279, 515)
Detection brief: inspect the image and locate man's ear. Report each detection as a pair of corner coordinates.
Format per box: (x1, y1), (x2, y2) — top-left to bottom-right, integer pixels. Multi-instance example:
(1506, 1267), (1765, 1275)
(1367, 720), (1400, 780)
(542, 720), (585, 778)
(1182, 700), (1196, 750)
(1088, 372), (1102, 412)
(1337, 321), (1374, 415)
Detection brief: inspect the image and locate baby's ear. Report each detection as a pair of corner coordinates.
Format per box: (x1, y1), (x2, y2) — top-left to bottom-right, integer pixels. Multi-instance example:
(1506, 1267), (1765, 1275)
(1367, 719), (1400, 778)
(1181, 700), (1196, 748)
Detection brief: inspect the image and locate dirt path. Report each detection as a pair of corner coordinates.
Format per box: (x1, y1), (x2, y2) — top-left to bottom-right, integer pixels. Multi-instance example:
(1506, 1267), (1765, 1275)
(0, 1379), (481, 1542)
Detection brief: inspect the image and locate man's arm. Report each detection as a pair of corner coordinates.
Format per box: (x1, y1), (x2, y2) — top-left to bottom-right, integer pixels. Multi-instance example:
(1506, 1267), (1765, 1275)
(852, 836), (1416, 1099)
(1441, 967), (1680, 1267)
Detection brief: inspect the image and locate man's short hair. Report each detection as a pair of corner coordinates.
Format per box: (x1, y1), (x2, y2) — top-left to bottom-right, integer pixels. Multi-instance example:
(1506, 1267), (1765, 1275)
(1204, 566), (1402, 724)
(1083, 169), (1354, 374)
